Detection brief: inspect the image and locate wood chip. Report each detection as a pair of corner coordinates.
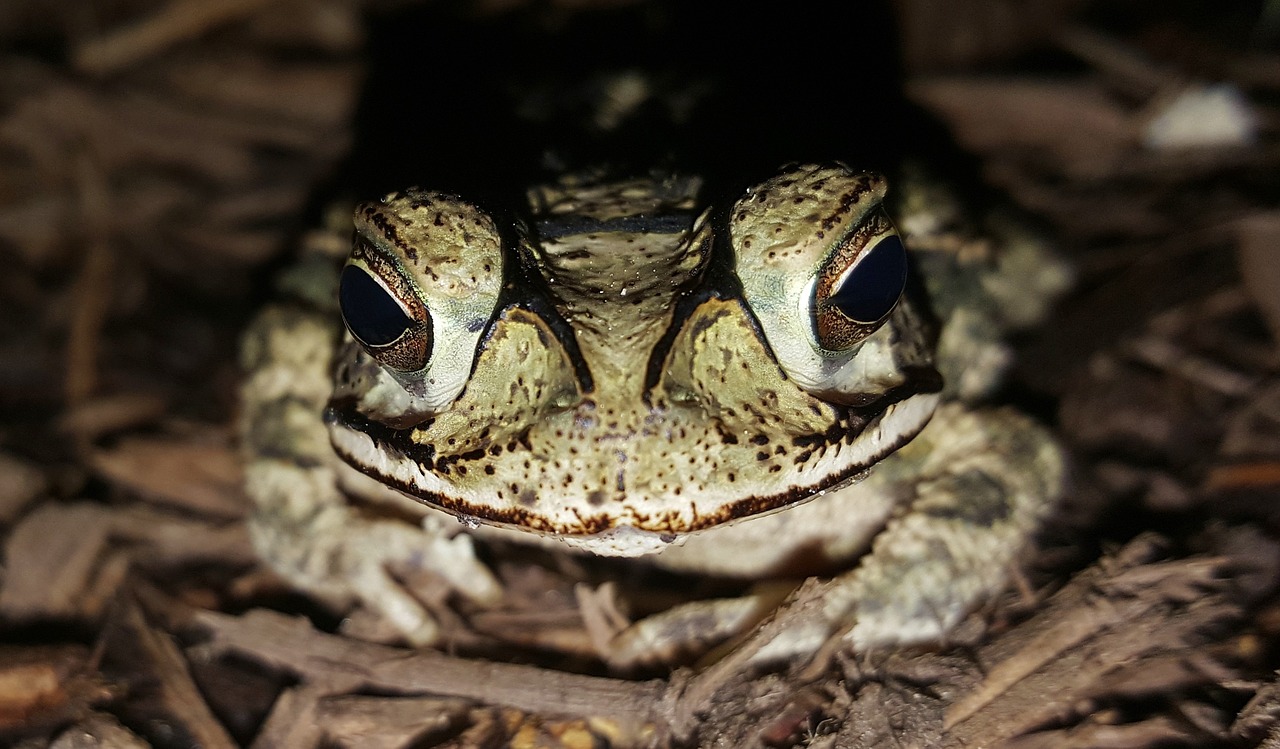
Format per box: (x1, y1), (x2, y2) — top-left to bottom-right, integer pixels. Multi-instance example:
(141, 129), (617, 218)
(101, 597), (237, 749)
(195, 608), (666, 741)
(0, 452), (47, 525)
(1237, 211), (1280, 343)
(49, 713), (152, 749)
(89, 436), (246, 520)
(73, 0), (281, 75)
(908, 77), (1137, 176)
(945, 536), (1243, 745)
(0, 503), (116, 621)
(0, 646), (111, 737)
(318, 693), (471, 749)
(56, 393), (169, 443)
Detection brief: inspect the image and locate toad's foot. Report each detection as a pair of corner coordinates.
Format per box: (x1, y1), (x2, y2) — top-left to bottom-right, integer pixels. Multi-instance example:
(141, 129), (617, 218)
(246, 461), (501, 646)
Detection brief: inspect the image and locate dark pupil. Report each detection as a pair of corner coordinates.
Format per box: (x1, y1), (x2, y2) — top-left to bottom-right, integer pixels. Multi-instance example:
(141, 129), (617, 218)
(339, 265), (414, 346)
(828, 235), (908, 324)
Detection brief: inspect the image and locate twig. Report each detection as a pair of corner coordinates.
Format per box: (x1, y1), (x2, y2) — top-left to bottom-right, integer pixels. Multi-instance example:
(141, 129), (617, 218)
(1055, 25), (1184, 99)
(64, 153), (114, 408)
(194, 608), (669, 740)
(74, 0), (281, 75)
(665, 578), (834, 739)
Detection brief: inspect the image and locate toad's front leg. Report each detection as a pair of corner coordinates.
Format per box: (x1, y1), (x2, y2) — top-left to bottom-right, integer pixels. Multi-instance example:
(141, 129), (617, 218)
(241, 304), (502, 646)
(746, 403), (1065, 666)
(598, 403), (1063, 671)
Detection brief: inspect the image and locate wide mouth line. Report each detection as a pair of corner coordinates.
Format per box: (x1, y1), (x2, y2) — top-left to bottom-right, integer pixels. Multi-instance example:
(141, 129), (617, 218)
(324, 388), (939, 539)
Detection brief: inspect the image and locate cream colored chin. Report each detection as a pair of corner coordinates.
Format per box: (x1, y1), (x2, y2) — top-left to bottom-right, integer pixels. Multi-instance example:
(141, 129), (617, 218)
(330, 389), (939, 557)
(564, 389), (940, 556)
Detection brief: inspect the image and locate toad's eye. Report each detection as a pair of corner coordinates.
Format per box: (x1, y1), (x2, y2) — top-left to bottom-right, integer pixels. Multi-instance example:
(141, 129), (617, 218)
(826, 234), (907, 324)
(339, 263), (432, 372)
(813, 232), (907, 351)
(340, 265), (415, 346)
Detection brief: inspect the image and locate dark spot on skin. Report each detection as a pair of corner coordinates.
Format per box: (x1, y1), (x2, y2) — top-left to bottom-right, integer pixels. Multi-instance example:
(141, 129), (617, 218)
(756, 451), (769, 461)
(361, 207), (406, 254)
(434, 212), (444, 226)
(484, 465), (495, 475)
(768, 465), (782, 473)
(750, 434), (769, 446)
(518, 489), (537, 507)
(923, 470), (1012, 526)
(727, 472), (736, 482)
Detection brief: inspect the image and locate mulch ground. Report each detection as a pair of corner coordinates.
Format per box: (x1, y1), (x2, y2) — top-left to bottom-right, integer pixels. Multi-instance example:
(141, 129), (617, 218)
(1, 1), (1278, 747)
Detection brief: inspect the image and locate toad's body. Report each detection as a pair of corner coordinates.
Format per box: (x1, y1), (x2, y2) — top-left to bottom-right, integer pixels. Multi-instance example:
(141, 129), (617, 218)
(241, 164), (1068, 662)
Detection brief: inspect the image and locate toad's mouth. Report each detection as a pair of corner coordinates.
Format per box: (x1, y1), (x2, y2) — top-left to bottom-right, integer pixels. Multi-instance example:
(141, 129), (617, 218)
(326, 386), (941, 557)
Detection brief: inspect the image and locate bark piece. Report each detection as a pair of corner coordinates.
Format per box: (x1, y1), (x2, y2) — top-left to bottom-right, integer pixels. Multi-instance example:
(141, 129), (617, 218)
(0, 503), (118, 621)
(49, 713), (152, 749)
(0, 646), (112, 740)
(194, 608), (665, 742)
(100, 598), (236, 749)
(88, 436), (246, 520)
(0, 452), (47, 525)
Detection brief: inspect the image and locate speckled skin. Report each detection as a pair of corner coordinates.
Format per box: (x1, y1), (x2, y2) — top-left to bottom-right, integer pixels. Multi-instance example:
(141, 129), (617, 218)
(326, 166), (940, 553)
(241, 163), (1071, 655)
